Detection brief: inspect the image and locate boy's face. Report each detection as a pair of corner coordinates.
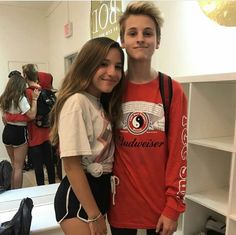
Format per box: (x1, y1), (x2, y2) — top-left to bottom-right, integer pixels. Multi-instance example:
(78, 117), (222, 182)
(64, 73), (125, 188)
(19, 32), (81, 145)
(121, 15), (159, 61)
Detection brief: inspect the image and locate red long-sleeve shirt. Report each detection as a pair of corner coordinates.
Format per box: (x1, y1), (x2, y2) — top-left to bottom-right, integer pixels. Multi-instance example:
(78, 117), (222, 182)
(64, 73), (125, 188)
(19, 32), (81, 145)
(108, 77), (187, 229)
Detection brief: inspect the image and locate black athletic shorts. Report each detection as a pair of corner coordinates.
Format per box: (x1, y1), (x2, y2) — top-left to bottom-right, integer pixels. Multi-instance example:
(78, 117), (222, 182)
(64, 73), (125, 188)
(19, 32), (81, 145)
(54, 173), (112, 223)
(2, 124), (28, 147)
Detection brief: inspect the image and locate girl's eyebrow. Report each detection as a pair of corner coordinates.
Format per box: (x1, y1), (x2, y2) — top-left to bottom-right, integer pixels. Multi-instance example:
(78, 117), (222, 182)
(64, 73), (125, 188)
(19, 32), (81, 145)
(103, 59), (122, 64)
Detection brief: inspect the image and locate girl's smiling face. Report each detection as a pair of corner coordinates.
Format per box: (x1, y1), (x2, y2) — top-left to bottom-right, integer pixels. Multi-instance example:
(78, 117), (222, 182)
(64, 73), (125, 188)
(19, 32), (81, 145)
(86, 47), (123, 97)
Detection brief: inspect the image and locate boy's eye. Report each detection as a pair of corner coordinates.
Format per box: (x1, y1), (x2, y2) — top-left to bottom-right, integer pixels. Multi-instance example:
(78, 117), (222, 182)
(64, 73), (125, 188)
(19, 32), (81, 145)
(127, 31), (137, 36)
(143, 31), (154, 36)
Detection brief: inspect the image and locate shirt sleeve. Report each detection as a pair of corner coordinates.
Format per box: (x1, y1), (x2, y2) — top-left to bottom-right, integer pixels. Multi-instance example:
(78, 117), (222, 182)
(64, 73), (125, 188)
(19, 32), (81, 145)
(162, 80), (188, 221)
(58, 94), (93, 158)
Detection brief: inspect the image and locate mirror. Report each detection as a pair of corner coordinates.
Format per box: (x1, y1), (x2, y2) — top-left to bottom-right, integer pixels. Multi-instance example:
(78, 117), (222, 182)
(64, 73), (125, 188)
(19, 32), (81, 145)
(0, 0), (122, 189)
(0, 2), (57, 189)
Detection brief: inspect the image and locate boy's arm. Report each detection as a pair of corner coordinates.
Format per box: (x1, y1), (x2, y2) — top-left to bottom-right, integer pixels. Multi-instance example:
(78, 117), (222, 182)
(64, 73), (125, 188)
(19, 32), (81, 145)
(4, 112), (32, 122)
(162, 80), (188, 221)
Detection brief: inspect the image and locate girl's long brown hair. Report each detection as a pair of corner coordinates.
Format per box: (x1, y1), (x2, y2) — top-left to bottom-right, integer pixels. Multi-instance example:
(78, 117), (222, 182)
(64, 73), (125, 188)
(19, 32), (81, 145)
(0, 74), (27, 112)
(50, 37), (125, 146)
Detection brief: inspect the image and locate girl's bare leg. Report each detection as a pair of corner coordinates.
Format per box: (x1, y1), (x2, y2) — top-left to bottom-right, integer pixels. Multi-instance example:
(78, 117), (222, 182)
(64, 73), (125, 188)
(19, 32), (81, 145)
(61, 218), (91, 235)
(12, 143), (28, 188)
(5, 145), (15, 188)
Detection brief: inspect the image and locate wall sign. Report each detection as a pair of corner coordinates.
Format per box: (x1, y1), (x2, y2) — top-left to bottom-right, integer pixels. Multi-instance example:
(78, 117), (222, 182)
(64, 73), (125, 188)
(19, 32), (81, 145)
(90, 0), (122, 41)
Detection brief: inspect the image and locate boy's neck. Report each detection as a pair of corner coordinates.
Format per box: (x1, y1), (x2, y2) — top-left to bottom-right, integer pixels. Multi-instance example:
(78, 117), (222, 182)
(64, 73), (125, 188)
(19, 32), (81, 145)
(126, 60), (157, 84)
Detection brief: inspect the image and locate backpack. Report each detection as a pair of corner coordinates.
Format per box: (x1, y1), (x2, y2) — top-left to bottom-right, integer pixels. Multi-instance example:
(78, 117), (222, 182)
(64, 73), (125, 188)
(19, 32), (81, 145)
(0, 197), (34, 235)
(34, 89), (56, 128)
(158, 72), (173, 134)
(0, 160), (12, 193)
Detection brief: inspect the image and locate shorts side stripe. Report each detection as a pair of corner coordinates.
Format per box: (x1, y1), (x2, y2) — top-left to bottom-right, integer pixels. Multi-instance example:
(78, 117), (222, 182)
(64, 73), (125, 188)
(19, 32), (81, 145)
(58, 185), (71, 224)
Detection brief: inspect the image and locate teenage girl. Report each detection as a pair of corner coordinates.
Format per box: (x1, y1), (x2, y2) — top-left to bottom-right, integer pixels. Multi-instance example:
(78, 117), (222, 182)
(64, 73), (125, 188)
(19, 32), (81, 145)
(0, 72), (39, 189)
(50, 37), (125, 235)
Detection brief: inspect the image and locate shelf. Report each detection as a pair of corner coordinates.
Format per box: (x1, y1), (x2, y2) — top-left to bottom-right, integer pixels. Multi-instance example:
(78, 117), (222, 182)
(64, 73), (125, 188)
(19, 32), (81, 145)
(176, 72), (236, 83)
(183, 74), (236, 234)
(189, 136), (235, 152)
(186, 188), (228, 216)
(0, 183), (59, 211)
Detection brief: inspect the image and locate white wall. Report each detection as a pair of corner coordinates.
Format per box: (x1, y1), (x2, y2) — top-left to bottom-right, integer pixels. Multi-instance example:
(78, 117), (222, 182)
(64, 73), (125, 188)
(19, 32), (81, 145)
(155, 1), (236, 77)
(46, 0), (236, 82)
(0, 4), (49, 159)
(46, 1), (90, 89)
(0, 4), (49, 90)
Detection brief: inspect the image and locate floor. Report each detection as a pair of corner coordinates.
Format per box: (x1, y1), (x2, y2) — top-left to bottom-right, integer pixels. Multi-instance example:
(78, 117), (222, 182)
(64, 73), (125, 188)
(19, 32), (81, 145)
(22, 169), (36, 188)
(22, 167), (60, 188)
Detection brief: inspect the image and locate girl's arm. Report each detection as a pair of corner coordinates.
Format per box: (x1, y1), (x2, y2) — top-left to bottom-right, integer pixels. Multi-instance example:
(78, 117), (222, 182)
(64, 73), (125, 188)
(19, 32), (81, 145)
(63, 156), (107, 234)
(25, 98), (37, 119)
(2, 115), (7, 125)
(24, 89), (40, 119)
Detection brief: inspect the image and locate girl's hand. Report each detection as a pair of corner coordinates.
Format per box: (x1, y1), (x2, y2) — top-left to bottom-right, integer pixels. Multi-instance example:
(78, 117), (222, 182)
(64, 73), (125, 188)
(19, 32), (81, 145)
(88, 215), (107, 235)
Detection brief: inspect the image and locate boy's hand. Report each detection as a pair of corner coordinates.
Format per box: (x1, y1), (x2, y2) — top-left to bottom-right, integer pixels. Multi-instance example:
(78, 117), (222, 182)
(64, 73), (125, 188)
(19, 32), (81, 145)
(156, 214), (177, 235)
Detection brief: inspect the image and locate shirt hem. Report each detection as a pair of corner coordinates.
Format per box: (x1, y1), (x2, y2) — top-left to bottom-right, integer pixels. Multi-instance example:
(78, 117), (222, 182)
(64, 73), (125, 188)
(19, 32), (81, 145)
(109, 221), (156, 229)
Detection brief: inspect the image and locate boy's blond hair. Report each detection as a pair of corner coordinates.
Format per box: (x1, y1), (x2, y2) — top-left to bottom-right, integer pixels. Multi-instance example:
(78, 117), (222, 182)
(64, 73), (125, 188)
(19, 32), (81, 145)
(119, 1), (164, 42)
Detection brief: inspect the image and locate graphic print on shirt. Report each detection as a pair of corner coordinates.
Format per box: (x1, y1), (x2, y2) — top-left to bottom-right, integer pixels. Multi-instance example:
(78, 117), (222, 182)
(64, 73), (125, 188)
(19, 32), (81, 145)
(178, 115), (187, 197)
(120, 101), (165, 135)
(95, 114), (114, 163)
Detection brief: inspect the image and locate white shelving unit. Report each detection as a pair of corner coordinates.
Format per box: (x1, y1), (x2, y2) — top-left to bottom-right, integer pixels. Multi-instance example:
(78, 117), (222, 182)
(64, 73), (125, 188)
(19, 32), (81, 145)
(177, 72), (236, 235)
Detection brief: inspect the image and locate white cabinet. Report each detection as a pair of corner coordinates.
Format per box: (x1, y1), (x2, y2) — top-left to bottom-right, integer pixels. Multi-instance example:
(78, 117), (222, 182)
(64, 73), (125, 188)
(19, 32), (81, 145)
(177, 73), (236, 235)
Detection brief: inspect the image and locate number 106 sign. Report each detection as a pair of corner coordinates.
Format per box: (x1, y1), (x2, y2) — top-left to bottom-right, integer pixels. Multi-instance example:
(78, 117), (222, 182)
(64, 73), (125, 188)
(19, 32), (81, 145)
(90, 0), (122, 41)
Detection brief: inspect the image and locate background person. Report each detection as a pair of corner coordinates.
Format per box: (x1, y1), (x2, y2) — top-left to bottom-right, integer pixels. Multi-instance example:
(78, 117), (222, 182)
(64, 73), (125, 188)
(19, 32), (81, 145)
(5, 65), (56, 185)
(0, 72), (39, 189)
